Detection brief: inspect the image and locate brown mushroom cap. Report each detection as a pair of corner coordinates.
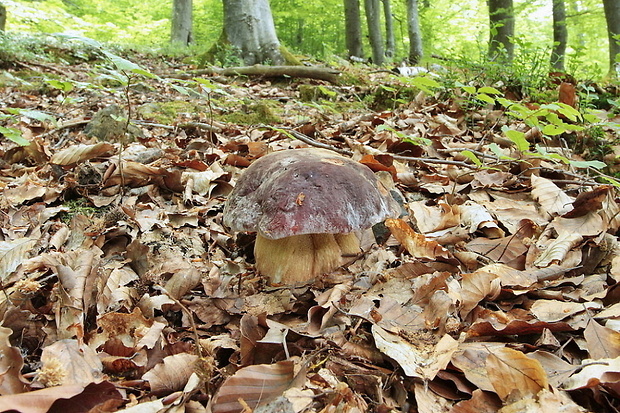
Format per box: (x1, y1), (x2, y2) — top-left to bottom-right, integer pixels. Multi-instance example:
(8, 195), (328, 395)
(223, 148), (400, 239)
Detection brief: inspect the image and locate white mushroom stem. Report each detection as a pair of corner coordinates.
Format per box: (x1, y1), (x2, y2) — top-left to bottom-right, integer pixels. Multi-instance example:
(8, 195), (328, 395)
(254, 232), (360, 284)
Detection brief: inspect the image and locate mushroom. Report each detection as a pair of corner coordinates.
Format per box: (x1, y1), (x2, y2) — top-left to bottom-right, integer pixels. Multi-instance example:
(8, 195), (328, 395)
(223, 148), (400, 284)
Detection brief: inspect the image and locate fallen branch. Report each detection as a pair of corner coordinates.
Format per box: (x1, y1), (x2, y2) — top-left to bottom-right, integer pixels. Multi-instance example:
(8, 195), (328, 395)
(192, 65), (341, 83)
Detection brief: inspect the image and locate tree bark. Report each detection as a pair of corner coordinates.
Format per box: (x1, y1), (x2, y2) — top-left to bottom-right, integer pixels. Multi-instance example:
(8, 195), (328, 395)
(382, 0), (395, 59)
(603, 0), (620, 76)
(406, 0), (423, 64)
(0, 3), (6, 32)
(221, 0), (284, 65)
(343, 0), (364, 59)
(364, 0), (384, 65)
(487, 0), (514, 63)
(171, 0), (193, 46)
(551, 0), (567, 71)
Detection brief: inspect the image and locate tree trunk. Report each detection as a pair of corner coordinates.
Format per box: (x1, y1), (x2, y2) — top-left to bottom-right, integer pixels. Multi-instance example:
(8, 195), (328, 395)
(382, 0), (395, 59)
(343, 0), (364, 59)
(0, 3), (6, 32)
(406, 0), (423, 64)
(603, 0), (620, 76)
(222, 0), (284, 65)
(487, 0), (514, 62)
(171, 0), (193, 46)
(364, 0), (384, 65)
(551, 0), (567, 71)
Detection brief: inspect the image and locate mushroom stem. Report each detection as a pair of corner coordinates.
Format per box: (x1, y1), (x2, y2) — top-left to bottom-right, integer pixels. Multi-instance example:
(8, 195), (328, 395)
(254, 233), (360, 284)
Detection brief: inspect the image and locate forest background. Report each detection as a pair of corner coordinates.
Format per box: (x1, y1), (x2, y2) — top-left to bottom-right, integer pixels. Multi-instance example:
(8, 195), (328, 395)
(0, 0), (614, 80)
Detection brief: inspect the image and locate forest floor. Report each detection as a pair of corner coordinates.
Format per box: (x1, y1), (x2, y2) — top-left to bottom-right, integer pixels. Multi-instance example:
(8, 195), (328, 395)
(1, 47), (620, 413)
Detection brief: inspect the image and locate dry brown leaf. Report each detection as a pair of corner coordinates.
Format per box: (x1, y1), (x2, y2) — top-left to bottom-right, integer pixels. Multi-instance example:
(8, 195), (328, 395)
(459, 270), (501, 319)
(37, 339), (104, 387)
(527, 350), (577, 388)
(450, 389), (502, 413)
(485, 347), (548, 402)
(50, 142), (114, 165)
(584, 319), (620, 360)
(372, 326), (458, 380)
(459, 201), (504, 238)
(143, 353), (199, 395)
(210, 360), (296, 413)
(530, 300), (586, 323)
(385, 218), (452, 260)
(0, 238), (36, 282)
(451, 345), (505, 392)
(465, 236), (528, 268)
(563, 356), (620, 391)
(414, 381), (453, 413)
(0, 382), (118, 413)
(0, 326), (28, 395)
(533, 232), (582, 268)
(530, 175), (574, 217)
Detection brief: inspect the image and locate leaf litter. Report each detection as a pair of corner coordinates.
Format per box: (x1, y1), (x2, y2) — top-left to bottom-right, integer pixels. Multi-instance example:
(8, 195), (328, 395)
(0, 56), (619, 412)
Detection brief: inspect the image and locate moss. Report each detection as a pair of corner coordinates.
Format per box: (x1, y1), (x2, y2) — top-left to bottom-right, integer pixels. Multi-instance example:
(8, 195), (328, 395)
(279, 45), (302, 66)
(137, 101), (206, 124)
(220, 100), (281, 125)
(298, 85), (338, 102)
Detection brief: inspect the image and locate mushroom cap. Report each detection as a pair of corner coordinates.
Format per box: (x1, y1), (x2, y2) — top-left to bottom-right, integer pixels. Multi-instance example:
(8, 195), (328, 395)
(223, 148), (400, 239)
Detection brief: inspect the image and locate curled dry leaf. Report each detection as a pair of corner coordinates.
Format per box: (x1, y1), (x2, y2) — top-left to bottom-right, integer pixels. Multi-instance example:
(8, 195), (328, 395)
(385, 218), (452, 260)
(0, 326), (28, 395)
(530, 175), (574, 217)
(372, 325), (458, 380)
(459, 270), (501, 319)
(0, 238), (36, 282)
(533, 232), (583, 268)
(485, 347), (548, 403)
(0, 382), (121, 413)
(50, 142), (115, 165)
(583, 319), (620, 360)
(210, 360), (296, 413)
(142, 353), (199, 395)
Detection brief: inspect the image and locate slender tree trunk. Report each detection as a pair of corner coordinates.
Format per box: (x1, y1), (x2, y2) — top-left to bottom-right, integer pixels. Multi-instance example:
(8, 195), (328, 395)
(364, 0), (384, 65)
(343, 0), (364, 59)
(171, 0), (193, 46)
(551, 0), (567, 71)
(487, 0), (514, 62)
(221, 0), (284, 65)
(603, 0), (620, 76)
(0, 3), (6, 32)
(382, 0), (395, 59)
(406, 0), (423, 64)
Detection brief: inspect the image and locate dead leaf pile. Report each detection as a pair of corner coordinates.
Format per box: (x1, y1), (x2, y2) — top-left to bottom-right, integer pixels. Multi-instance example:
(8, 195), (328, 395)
(0, 57), (619, 412)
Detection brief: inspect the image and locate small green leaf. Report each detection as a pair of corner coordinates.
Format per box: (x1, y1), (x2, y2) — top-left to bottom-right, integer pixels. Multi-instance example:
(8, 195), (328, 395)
(17, 109), (56, 124)
(569, 160), (606, 169)
(461, 150), (483, 166)
(131, 68), (159, 79)
(488, 142), (515, 160)
(476, 93), (495, 104)
(46, 79), (74, 93)
(411, 76), (441, 92)
(104, 52), (141, 72)
(502, 127), (529, 152)
(0, 126), (30, 146)
(583, 113), (599, 123)
(598, 176), (620, 188)
(556, 103), (582, 122)
(542, 124), (565, 136)
(478, 86), (502, 95)
(462, 86), (476, 94)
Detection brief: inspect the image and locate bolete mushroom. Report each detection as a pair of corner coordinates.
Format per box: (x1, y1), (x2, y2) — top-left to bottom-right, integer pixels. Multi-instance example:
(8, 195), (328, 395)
(223, 148), (400, 284)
